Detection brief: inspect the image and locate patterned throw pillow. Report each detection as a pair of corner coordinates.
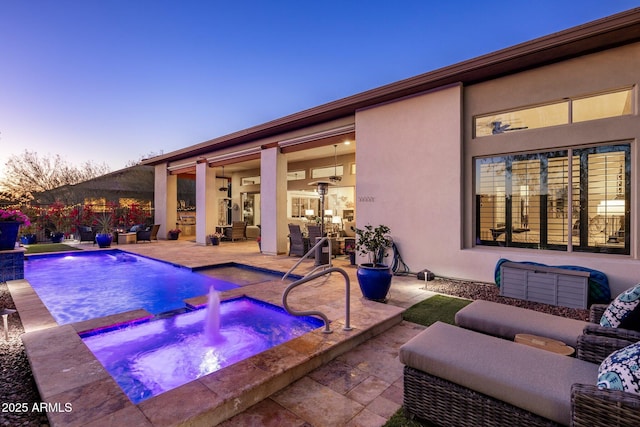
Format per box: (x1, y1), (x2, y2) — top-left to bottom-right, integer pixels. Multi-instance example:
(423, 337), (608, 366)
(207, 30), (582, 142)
(597, 342), (640, 395)
(600, 284), (640, 331)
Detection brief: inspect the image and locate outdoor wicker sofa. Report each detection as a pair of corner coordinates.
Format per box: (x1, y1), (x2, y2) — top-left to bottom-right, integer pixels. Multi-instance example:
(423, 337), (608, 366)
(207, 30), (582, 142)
(399, 321), (640, 427)
(454, 300), (640, 350)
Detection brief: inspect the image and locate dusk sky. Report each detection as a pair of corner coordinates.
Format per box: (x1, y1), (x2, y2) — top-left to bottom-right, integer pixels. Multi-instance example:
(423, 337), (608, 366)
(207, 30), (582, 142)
(1, 1), (638, 178)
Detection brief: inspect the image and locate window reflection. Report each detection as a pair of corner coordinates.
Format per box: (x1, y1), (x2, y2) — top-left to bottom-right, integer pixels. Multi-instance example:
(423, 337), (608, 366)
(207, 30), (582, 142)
(474, 88), (633, 138)
(475, 144), (630, 254)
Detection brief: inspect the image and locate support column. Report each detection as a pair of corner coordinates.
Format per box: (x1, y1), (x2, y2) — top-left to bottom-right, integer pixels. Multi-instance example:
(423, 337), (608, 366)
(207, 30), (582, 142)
(260, 148), (288, 255)
(195, 160), (217, 245)
(154, 163), (177, 240)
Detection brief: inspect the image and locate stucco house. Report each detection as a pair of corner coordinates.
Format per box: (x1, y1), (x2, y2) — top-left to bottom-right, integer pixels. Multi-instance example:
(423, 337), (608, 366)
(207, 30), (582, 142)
(143, 8), (640, 297)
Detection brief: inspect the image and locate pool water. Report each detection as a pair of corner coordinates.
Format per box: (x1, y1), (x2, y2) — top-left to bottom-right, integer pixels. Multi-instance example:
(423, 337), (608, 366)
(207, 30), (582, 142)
(80, 296), (323, 403)
(24, 251), (240, 324)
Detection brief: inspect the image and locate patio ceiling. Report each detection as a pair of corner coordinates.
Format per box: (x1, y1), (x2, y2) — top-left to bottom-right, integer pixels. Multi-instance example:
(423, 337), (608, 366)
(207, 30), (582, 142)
(175, 137), (356, 176)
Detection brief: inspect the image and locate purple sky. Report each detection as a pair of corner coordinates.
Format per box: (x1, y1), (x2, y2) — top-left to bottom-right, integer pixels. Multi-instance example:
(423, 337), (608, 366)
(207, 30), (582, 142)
(1, 1), (637, 177)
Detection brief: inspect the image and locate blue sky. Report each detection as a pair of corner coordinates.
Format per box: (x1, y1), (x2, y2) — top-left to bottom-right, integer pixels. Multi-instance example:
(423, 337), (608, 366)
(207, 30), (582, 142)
(1, 1), (638, 175)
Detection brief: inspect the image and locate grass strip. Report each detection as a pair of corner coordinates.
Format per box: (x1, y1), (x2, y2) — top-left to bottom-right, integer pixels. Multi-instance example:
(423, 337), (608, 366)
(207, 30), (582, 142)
(24, 243), (82, 254)
(402, 294), (472, 327)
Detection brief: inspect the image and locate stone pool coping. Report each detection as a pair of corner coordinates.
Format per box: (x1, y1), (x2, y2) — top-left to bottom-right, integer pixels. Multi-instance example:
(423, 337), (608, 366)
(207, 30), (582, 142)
(9, 274), (403, 426)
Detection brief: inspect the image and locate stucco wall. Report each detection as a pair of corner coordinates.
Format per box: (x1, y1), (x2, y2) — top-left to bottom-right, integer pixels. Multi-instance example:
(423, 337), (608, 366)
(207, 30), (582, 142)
(356, 43), (640, 297)
(355, 84), (465, 278)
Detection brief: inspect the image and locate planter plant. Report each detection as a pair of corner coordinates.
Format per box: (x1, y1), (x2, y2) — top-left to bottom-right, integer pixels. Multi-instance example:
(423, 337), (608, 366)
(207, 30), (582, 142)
(208, 232), (223, 246)
(354, 224), (393, 301)
(344, 241), (356, 265)
(20, 222), (38, 245)
(168, 228), (181, 240)
(0, 208), (31, 250)
(94, 214), (114, 248)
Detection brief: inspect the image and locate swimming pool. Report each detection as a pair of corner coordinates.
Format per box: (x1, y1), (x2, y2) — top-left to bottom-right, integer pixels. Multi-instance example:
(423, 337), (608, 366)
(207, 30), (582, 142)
(80, 296), (323, 403)
(24, 250), (240, 324)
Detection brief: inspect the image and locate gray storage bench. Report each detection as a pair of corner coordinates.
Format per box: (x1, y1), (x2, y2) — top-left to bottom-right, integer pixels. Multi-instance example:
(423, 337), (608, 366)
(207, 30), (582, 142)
(500, 261), (590, 308)
(454, 300), (587, 348)
(400, 321), (598, 426)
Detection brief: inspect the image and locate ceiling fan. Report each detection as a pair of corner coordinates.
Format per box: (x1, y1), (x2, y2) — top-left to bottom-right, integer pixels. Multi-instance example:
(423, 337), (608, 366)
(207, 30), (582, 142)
(329, 144), (342, 183)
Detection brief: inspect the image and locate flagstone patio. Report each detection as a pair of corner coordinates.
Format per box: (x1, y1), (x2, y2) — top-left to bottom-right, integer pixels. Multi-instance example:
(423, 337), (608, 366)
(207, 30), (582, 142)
(10, 239), (436, 426)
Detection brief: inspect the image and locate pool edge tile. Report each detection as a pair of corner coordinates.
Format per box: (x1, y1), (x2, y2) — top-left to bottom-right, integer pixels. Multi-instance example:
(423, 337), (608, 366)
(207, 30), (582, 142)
(138, 379), (220, 426)
(43, 376), (136, 427)
(22, 325), (111, 399)
(7, 279), (57, 332)
(72, 309), (154, 334)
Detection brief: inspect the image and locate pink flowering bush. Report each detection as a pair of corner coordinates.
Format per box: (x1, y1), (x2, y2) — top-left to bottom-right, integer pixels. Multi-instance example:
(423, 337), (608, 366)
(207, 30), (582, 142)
(0, 209), (31, 227)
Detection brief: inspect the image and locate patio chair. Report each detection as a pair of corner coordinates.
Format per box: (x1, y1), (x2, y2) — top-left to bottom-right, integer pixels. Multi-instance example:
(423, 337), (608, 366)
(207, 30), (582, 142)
(306, 224), (322, 247)
(230, 221), (247, 242)
(137, 224), (160, 242)
(288, 224), (309, 257)
(77, 226), (96, 244)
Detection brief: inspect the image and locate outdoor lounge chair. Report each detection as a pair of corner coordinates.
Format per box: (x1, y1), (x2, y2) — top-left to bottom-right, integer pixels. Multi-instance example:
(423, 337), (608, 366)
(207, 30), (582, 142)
(400, 321), (640, 427)
(136, 224), (160, 242)
(230, 221), (247, 242)
(288, 224), (309, 257)
(455, 300), (640, 352)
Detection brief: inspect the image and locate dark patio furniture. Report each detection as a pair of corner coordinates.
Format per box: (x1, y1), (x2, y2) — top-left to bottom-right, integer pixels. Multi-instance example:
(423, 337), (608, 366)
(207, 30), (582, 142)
(306, 224), (322, 246)
(288, 224), (309, 257)
(137, 224), (160, 242)
(77, 226), (96, 243)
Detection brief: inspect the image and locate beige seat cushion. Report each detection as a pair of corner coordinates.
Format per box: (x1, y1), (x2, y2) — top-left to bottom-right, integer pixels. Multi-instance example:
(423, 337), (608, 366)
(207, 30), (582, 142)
(399, 321), (598, 426)
(455, 300), (587, 347)
(246, 226), (260, 239)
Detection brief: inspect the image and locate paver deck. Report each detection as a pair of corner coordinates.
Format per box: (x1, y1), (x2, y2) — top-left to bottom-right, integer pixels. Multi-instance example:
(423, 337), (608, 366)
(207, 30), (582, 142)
(10, 239), (436, 426)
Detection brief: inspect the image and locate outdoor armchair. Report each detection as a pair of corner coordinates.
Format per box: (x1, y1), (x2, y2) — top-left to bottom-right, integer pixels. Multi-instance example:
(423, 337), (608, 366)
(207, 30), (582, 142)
(288, 224), (309, 257)
(306, 224), (322, 245)
(136, 224), (160, 242)
(230, 221), (247, 242)
(77, 226), (96, 243)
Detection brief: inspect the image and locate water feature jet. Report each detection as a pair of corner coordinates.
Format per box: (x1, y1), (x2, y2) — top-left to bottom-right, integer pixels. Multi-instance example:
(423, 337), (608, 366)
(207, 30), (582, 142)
(204, 286), (223, 344)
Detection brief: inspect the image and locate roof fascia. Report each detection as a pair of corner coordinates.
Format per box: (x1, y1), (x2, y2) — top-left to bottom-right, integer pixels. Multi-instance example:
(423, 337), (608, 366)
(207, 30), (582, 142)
(143, 8), (640, 166)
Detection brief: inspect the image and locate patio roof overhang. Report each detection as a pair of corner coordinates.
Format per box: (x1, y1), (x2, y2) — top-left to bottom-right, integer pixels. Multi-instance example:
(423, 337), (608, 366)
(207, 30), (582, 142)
(142, 8), (640, 167)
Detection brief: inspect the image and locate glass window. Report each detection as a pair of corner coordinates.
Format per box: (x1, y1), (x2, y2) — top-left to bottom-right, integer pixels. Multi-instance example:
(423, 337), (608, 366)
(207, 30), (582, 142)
(312, 165), (343, 179)
(475, 102), (569, 137)
(474, 87), (634, 138)
(289, 191), (319, 218)
(241, 176), (260, 185)
(572, 146), (630, 253)
(572, 89), (633, 122)
(287, 170), (306, 181)
(475, 144), (629, 254)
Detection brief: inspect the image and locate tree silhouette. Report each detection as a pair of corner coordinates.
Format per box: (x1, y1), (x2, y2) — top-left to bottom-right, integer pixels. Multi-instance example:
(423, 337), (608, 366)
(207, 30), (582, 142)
(0, 150), (110, 202)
